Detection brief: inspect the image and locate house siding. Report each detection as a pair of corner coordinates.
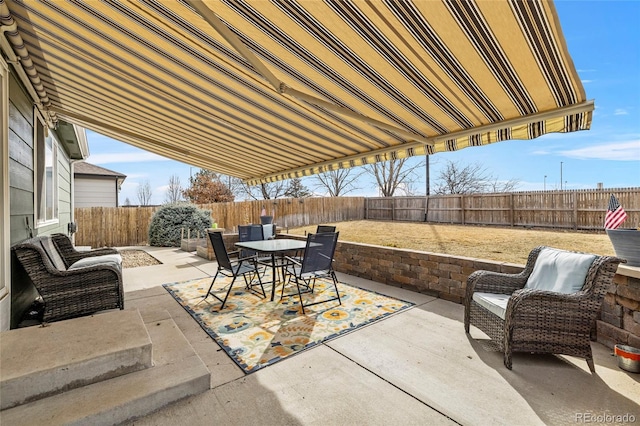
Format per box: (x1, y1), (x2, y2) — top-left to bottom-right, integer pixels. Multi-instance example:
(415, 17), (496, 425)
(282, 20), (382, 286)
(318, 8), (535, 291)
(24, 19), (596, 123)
(7, 69), (73, 328)
(75, 177), (118, 207)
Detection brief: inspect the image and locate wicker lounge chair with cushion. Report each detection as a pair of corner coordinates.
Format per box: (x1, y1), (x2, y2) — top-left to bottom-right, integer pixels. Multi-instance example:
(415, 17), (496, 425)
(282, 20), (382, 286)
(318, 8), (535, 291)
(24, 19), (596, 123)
(464, 246), (623, 372)
(12, 235), (124, 323)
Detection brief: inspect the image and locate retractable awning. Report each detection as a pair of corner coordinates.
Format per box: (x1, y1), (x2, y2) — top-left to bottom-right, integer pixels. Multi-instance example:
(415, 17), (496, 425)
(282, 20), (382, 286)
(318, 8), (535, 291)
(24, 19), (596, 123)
(2, 0), (592, 185)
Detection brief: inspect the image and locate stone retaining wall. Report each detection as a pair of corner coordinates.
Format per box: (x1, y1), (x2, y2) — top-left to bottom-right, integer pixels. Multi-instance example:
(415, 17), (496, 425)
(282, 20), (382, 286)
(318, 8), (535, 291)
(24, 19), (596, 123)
(331, 240), (522, 304)
(597, 268), (640, 350)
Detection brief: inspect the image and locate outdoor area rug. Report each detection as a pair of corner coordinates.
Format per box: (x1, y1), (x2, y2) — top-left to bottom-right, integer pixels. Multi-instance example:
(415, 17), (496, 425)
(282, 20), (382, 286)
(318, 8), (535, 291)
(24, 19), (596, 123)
(163, 274), (414, 373)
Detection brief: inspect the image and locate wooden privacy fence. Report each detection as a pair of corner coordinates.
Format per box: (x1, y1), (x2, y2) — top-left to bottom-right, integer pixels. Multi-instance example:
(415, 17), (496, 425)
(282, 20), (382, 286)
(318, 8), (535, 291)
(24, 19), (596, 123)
(366, 187), (640, 230)
(76, 188), (639, 247)
(75, 197), (365, 247)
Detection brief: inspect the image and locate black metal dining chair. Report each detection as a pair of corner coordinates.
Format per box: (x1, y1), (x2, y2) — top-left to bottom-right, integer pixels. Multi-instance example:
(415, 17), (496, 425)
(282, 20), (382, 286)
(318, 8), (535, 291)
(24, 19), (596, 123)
(204, 231), (265, 310)
(238, 224), (265, 257)
(281, 232), (341, 314)
(316, 225), (336, 233)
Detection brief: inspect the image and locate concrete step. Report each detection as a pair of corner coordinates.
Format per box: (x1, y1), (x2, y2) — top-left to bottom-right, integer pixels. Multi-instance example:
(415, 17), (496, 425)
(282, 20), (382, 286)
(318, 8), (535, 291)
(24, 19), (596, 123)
(1, 309), (211, 425)
(0, 309), (153, 410)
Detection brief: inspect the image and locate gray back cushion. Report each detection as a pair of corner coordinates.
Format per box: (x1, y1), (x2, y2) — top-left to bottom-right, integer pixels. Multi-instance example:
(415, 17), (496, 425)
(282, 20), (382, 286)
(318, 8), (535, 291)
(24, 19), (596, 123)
(39, 237), (67, 270)
(525, 247), (596, 294)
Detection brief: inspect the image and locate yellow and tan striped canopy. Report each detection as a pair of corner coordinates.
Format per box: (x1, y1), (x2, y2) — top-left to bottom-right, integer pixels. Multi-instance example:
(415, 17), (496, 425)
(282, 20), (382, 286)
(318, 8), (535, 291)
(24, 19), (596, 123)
(2, 0), (592, 185)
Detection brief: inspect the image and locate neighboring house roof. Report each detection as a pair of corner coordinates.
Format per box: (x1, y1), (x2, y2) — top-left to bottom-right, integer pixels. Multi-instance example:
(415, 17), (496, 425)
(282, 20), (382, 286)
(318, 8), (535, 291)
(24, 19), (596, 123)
(74, 162), (127, 179)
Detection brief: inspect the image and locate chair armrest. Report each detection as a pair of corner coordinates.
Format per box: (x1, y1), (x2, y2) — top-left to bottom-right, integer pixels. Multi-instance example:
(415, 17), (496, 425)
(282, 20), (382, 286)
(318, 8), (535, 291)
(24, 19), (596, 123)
(283, 256), (302, 267)
(505, 288), (599, 334)
(67, 248), (119, 264)
(466, 269), (529, 296)
(51, 233), (118, 266)
(237, 254), (257, 262)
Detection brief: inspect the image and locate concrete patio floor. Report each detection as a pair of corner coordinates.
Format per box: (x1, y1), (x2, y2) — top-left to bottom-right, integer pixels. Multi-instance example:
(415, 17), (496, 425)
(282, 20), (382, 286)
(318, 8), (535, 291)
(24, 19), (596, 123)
(122, 246), (640, 425)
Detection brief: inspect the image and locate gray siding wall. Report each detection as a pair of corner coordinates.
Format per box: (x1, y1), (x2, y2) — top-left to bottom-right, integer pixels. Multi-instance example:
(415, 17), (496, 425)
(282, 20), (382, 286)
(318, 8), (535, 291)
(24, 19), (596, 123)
(8, 69), (73, 328)
(75, 177), (117, 207)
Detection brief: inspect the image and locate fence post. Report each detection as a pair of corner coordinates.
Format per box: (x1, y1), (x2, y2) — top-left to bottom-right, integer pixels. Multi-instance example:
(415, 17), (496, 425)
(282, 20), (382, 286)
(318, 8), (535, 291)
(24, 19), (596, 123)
(391, 198), (395, 221)
(424, 196), (429, 222)
(573, 191), (578, 230)
(510, 193), (515, 227)
(460, 195), (465, 225)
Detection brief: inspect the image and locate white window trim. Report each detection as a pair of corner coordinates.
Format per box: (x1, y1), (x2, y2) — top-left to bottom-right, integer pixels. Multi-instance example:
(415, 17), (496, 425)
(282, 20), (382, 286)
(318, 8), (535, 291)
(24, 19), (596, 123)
(0, 56), (9, 301)
(34, 110), (59, 228)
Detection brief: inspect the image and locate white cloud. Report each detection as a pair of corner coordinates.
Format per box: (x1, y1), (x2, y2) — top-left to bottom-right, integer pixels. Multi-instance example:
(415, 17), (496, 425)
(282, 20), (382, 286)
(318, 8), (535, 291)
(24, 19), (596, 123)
(87, 152), (169, 164)
(581, 79), (593, 84)
(614, 109), (629, 115)
(559, 140), (640, 161)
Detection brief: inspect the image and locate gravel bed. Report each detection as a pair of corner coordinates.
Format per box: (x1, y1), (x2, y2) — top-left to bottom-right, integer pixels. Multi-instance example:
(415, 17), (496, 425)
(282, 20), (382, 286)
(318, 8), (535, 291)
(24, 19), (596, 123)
(120, 249), (162, 268)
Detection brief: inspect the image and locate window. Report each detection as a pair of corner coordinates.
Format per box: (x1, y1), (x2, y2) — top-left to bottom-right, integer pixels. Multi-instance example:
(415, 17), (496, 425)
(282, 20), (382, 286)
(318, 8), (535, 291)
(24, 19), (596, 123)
(35, 114), (58, 225)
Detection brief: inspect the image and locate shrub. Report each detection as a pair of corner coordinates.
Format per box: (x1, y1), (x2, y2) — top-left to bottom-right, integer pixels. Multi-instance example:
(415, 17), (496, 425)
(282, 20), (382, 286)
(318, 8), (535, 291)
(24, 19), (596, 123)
(148, 204), (212, 247)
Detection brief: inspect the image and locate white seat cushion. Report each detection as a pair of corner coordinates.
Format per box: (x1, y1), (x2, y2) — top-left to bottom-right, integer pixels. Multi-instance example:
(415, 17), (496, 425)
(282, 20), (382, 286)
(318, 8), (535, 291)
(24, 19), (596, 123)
(262, 224), (274, 239)
(68, 254), (122, 270)
(472, 292), (511, 320)
(525, 248), (596, 294)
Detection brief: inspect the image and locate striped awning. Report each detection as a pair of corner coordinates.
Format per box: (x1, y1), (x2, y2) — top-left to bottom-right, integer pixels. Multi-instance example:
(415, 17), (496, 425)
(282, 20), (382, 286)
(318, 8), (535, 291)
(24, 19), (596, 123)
(2, 0), (592, 185)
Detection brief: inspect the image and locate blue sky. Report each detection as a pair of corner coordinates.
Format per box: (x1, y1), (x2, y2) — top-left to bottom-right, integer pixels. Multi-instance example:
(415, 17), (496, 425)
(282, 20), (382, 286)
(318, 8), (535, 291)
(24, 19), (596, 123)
(85, 1), (640, 205)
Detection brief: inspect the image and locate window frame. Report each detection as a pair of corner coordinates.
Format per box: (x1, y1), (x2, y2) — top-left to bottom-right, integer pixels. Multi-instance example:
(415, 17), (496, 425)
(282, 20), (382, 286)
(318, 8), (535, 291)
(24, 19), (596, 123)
(34, 110), (59, 227)
(0, 57), (8, 300)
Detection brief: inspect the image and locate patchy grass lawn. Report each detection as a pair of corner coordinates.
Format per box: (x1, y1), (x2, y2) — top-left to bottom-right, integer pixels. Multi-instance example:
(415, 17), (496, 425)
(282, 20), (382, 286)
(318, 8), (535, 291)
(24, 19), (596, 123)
(284, 220), (615, 264)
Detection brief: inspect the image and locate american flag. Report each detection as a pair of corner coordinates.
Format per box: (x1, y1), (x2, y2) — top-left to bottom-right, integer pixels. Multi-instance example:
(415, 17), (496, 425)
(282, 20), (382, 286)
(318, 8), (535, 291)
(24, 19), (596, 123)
(604, 194), (628, 229)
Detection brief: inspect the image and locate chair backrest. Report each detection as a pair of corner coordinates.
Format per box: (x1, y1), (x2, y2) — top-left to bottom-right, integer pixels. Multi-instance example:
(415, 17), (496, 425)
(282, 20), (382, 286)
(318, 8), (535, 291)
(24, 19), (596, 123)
(208, 231), (232, 270)
(301, 232), (339, 275)
(238, 224), (264, 242)
(38, 236), (68, 270)
(316, 225), (336, 233)
(238, 224), (264, 257)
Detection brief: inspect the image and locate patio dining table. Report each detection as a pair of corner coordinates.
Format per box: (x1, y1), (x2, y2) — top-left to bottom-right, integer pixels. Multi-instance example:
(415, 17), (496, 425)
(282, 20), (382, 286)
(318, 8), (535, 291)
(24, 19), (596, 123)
(235, 238), (307, 301)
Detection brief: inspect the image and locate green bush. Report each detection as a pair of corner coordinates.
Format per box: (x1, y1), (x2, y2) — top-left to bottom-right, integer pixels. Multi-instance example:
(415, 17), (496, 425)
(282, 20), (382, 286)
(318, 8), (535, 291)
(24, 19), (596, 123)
(148, 204), (212, 247)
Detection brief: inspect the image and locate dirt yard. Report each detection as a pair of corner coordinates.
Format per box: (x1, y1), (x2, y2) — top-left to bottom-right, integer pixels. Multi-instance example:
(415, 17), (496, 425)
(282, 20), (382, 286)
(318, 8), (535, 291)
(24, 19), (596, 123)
(285, 221), (615, 264)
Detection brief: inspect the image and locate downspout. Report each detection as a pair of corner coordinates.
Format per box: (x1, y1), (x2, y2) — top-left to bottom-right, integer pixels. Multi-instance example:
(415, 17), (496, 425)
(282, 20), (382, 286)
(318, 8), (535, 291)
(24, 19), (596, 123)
(69, 127), (89, 241)
(0, 0), (56, 126)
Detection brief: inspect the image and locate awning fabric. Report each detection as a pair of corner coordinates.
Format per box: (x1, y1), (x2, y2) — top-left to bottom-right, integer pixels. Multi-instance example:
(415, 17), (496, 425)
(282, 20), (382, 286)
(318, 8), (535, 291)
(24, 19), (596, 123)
(2, 0), (592, 185)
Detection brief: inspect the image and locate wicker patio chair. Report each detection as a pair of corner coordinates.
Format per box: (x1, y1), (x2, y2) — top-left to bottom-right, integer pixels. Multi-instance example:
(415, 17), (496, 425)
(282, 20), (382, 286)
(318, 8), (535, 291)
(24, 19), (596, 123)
(464, 246), (624, 372)
(12, 236), (124, 323)
(51, 233), (119, 268)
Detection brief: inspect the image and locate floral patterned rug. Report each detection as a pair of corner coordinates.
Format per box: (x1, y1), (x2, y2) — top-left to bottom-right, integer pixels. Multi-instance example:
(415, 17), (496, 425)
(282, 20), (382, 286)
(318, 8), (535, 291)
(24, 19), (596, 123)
(163, 274), (414, 373)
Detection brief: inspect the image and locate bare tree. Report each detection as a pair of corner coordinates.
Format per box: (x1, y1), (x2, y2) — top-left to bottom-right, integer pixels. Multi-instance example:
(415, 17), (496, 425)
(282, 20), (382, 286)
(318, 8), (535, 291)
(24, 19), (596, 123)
(364, 158), (424, 197)
(236, 181), (289, 200)
(123, 197), (131, 206)
(137, 180), (153, 205)
(313, 168), (362, 196)
(164, 174), (183, 204)
(487, 177), (521, 193)
(433, 160), (520, 194)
